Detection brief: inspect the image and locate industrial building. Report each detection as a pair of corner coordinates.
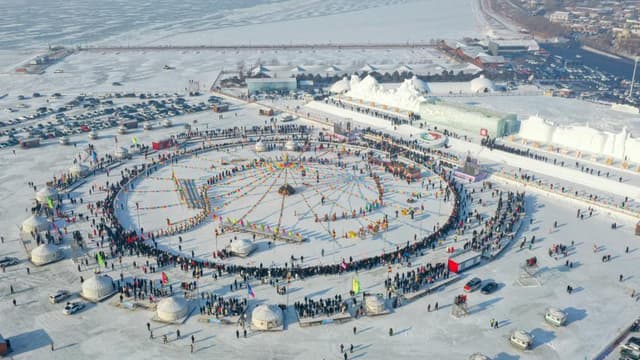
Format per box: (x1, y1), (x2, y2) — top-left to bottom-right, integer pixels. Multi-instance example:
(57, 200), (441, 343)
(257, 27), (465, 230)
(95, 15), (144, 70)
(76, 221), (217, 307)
(246, 78), (298, 95)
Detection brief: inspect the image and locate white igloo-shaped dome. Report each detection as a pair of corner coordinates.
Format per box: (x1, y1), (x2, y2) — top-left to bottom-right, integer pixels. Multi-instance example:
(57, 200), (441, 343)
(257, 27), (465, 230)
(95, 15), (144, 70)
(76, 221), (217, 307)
(252, 304), (283, 330)
(70, 163), (89, 177)
(470, 75), (495, 93)
(255, 141), (266, 152)
(365, 295), (386, 314)
(114, 147), (128, 159)
(30, 243), (62, 266)
(230, 239), (256, 257)
(284, 140), (298, 151)
(82, 274), (115, 302)
(36, 186), (58, 205)
(329, 77), (351, 94)
(22, 215), (50, 233)
(156, 296), (189, 322)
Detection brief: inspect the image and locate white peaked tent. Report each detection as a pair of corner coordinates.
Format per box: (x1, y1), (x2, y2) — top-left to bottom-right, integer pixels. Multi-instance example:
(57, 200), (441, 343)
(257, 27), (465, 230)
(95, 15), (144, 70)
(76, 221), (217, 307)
(255, 141), (266, 152)
(156, 296), (189, 322)
(21, 215), (50, 233)
(30, 243), (62, 266)
(360, 64), (377, 72)
(82, 274), (116, 302)
(251, 304), (284, 331)
(70, 163), (89, 177)
(36, 186), (58, 205)
(229, 239), (256, 257)
(326, 65), (341, 73)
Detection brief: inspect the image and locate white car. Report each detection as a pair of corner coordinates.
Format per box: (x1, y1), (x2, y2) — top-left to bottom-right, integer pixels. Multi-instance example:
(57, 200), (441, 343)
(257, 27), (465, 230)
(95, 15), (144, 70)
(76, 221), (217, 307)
(49, 290), (71, 304)
(63, 301), (85, 315)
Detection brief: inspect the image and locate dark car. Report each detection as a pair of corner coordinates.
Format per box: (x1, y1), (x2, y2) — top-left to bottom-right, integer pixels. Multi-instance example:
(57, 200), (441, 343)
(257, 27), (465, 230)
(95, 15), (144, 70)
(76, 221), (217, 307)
(464, 277), (482, 292)
(0, 256), (20, 266)
(481, 281), (498, 294)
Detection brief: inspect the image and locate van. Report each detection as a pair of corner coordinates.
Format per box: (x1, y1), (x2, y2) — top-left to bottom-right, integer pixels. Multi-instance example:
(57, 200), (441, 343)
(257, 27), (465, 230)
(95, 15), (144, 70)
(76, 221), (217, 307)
(544, 307), (567, 327)
(509, 330), (532, 350)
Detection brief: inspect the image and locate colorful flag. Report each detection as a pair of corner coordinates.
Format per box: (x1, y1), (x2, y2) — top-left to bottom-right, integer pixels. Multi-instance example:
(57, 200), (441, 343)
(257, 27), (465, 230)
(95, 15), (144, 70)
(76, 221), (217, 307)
(97, 252), (105, 267)
(247, 282), (256, 298)
(352, 276), (360, 295)
(161, 272), (169, 285)
(341, 260), (348, 270)
(47, 197), (54, 209)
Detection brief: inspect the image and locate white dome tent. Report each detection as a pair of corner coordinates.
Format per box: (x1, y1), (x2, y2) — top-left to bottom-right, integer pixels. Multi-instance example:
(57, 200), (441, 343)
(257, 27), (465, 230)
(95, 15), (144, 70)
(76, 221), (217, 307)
(30, 243), (62, 266)
(36, 186), (58, 205)
(21, 215), (50, 233)
(229, 239), (256, 257)
(69, 163), (89, 177)
(156, 296), (190, 322)
(255, 141), (266, 153)
(251, 304), (284, 331)
(284, 140), (298, 151)
(114, 147), (129, 160)
(81, 274), (116, 302)
(470, 75), (495, 93)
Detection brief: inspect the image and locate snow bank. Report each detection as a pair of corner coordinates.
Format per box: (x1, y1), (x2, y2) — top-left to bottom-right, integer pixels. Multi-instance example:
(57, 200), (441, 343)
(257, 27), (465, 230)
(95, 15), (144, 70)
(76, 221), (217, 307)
(519, 115), (640, 163)
(344, 75), (428, 112)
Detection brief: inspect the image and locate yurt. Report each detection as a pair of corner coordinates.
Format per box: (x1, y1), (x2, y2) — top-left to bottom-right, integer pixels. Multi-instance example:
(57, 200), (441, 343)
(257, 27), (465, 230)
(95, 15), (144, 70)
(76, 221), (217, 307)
(36, 186), (58, 205)
(21, 215), (50, 233)
(88, 131), (98, 140)
(469, 353), (491, 360)
(81, 274), (116, 302)
(59, 136), (70, 145)
(284, 140), (298, 151)
(117, 125), (127, 135)
(229, 239), (256, 257)
(162, 119), (172, 128)
(69, 163), (89, 177)
(509, 329), (533, 350)
(114, 147), (129, 160)
(143, 121), (153, 130)
(30, 243), (62, 266)
(255, 141), (266, 153)
(156, 296), (189, 322)
(251, 304), (284, 331)
(470, 75), (495, 94)
(364, 294), (387, 315)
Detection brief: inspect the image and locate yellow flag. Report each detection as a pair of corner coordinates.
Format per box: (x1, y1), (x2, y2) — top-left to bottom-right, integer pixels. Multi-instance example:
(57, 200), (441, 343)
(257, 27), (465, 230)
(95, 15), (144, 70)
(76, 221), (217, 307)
(352, 277), (360, 294)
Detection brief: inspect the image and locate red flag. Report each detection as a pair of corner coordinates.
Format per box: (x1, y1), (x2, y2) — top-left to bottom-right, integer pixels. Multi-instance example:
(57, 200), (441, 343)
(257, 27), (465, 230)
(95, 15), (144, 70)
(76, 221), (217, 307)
(161, 272), (169, 285)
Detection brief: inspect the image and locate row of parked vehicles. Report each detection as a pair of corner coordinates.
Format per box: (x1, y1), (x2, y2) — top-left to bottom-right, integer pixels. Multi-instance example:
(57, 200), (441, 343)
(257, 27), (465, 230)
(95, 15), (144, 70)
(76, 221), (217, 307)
(0, 92), (211, 149)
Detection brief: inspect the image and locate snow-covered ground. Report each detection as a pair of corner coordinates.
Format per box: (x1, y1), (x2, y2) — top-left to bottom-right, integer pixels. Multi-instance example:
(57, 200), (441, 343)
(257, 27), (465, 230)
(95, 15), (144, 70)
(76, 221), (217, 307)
(0, 98), (639, 359)
(1, 0), (483, 50)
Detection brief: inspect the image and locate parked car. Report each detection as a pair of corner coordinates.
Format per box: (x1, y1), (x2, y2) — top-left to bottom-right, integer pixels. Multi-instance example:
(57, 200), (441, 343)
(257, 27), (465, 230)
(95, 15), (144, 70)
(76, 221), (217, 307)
(0, 256), (20, 267)
(63, 301), (85, 315)
(49, 290), (71, 304)
(464, 277), (482, 292)
(480, 280), (498, 294)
